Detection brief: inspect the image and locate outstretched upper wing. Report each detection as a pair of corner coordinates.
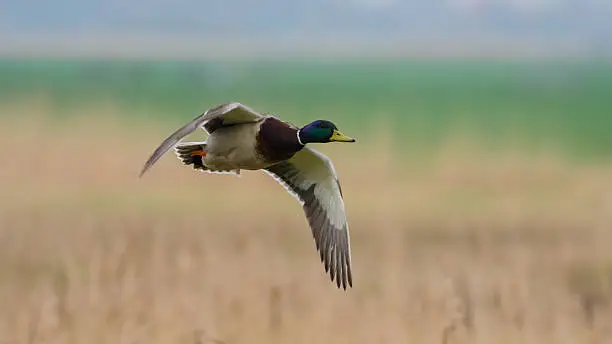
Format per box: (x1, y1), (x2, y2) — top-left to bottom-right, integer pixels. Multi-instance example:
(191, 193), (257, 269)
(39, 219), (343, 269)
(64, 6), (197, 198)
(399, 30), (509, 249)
(139, 102), (264, 178)
(265, 147), (353, 289)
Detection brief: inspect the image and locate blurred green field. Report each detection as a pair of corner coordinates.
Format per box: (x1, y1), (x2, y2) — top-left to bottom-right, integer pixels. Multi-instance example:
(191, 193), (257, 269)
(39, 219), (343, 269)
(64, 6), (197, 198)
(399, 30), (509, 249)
(1, 59), (611, 161)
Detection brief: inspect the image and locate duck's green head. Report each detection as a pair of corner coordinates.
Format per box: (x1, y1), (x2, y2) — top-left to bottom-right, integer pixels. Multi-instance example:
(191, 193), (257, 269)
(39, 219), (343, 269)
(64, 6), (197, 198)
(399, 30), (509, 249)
(298, 120), (356, 145)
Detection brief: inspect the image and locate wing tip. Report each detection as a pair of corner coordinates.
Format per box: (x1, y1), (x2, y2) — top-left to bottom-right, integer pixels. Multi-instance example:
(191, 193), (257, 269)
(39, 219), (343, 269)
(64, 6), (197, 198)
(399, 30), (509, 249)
(138, 164), (150, 179)
(332, 273), (352, 291)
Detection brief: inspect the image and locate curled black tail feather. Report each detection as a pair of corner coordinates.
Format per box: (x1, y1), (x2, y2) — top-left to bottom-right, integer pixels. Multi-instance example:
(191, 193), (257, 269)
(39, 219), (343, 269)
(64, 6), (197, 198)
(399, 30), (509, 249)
(174, 142), (209, 171)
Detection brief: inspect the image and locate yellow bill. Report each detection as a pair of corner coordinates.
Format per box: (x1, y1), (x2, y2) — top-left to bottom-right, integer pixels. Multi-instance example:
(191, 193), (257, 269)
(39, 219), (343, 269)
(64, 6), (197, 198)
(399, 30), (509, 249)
(330, 130), (356, 142)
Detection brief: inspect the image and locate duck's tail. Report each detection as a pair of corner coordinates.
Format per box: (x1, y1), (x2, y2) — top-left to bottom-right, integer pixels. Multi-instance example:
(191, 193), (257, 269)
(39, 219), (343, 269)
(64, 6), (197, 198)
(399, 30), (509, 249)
(174, 142), (209, 171)
(174, 142), (240, 176)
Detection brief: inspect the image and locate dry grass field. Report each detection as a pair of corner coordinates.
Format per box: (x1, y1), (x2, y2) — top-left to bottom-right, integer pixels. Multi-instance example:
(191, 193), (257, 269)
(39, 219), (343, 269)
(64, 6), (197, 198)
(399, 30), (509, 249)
(1, 102), (612, 344)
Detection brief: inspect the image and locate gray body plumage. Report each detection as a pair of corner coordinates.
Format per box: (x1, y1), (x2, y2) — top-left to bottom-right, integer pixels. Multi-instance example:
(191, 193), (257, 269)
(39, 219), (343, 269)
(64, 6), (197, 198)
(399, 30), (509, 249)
(204, 121), (270, 172)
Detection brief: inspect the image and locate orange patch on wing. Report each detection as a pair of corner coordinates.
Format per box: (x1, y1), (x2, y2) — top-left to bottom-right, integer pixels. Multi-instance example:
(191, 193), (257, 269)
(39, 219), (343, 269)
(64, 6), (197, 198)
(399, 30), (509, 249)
(190, 150), (207, 157)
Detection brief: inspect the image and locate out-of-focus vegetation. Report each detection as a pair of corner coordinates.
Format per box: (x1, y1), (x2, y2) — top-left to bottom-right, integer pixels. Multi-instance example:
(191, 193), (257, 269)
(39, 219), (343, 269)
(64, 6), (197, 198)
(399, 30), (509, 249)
(1, 58), (612, 343)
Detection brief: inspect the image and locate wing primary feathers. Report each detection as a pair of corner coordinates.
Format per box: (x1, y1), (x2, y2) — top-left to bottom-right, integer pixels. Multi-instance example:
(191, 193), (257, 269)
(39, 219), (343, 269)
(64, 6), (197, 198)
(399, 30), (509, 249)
(336, 240), (342, 288)
(341, 242), (348, 290)
(323, 229), (332, 273)
(311, 209), (324, 250)
(264, 147), (353, 289)
(329, 245), (336, 282)
(345, 234), (353, 288)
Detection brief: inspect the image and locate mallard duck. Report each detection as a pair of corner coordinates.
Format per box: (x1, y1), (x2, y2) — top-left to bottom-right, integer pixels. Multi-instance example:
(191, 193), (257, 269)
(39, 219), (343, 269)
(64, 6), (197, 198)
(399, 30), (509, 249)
(139, 102), (356, 289)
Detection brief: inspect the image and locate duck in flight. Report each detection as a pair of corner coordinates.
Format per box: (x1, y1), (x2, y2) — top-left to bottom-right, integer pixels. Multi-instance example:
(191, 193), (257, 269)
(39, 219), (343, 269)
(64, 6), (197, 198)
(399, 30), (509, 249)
(139, 102), (356, 289)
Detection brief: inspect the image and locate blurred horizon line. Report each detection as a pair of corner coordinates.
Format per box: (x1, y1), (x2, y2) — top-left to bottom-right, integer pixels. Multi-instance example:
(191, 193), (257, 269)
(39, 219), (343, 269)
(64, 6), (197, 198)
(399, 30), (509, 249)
(1, 33), (610, 60)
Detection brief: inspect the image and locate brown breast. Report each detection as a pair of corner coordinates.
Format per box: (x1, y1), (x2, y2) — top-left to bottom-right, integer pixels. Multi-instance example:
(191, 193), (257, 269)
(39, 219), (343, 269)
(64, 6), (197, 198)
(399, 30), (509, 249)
(256, 117), (305, 163)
